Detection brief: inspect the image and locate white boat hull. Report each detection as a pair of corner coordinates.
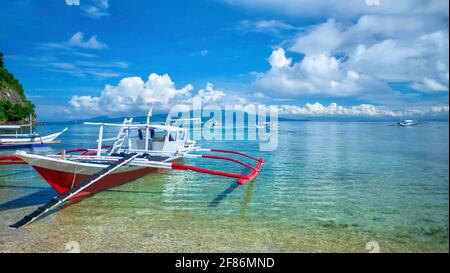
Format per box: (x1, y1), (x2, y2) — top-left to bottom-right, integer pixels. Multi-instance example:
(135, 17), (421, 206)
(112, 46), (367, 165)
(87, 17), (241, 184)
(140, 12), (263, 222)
(0, 128), (67, 145)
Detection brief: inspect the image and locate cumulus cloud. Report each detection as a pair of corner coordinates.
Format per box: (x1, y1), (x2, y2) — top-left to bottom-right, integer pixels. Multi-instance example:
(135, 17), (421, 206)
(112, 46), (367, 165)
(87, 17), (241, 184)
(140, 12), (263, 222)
(197, 83), (226, 103)
(68, 72), (448, 119)
(70, 73), (193, 114)
(68, 75), (252, 116)
(252, 9), (449, 100)
(268, 48), (291, 68)
(254, 48), (392, 98)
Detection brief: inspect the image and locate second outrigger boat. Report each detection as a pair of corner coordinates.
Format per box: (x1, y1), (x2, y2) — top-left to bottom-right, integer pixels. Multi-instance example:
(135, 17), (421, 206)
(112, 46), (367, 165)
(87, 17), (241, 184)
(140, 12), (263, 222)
(0, 109), (264, 228)
(0, 115), (67, 149)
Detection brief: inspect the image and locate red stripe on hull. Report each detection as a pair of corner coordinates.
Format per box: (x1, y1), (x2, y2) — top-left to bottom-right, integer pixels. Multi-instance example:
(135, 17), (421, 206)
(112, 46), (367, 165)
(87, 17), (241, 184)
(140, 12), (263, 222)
(33, 166), (158, 196)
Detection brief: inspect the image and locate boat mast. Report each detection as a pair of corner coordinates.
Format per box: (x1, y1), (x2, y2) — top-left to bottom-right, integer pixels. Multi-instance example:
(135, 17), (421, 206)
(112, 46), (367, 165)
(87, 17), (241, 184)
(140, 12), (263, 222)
(97, 124), (104, 156)
(145, 107), (152, 151)
(29, 113), (32, 134)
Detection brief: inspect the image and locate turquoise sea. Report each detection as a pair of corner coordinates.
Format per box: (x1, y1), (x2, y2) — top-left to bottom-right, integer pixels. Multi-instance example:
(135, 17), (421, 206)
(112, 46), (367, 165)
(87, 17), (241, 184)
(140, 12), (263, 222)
(0, 121), (448, 252)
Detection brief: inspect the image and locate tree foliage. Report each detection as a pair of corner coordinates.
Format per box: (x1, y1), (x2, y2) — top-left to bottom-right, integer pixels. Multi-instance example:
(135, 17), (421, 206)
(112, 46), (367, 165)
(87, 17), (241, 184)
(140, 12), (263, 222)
(0, 51), (35, 122)
(0, 100), (35, 122)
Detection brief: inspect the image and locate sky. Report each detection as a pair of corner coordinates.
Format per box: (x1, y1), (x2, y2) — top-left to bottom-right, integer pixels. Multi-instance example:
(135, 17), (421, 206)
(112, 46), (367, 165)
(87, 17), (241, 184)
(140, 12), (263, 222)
(0, 0), (448, 121)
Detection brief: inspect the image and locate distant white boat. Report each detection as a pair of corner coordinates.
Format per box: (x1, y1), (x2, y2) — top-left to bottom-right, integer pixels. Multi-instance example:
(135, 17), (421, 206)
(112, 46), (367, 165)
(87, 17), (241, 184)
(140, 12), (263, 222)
(397, 119), (419, 127)
(0, 115), (67, 149)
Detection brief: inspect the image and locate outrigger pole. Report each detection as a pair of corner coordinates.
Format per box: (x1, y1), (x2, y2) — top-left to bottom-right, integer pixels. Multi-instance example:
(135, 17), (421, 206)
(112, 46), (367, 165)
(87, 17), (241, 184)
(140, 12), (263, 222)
(175, 149), (264, 185)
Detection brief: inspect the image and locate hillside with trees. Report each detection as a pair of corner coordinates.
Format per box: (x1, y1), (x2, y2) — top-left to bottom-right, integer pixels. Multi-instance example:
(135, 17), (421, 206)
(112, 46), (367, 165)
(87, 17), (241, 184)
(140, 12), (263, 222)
(0, 52), (35, 123)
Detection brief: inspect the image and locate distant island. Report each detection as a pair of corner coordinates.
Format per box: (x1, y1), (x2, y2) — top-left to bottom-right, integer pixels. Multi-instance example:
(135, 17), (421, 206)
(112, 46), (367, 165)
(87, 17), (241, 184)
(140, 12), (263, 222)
(0, 52), (35, 123)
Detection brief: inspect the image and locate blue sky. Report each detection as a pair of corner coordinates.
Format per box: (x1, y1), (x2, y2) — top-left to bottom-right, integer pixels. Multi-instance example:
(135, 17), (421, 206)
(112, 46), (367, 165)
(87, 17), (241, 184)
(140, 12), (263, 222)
(0, 0), (448, 121)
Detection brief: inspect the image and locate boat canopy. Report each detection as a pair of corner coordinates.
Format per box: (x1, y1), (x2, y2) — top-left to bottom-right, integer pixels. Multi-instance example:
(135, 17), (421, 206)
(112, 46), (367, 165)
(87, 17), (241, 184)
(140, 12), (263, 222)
(0, 125), (21, 130)
(148, 124), (187, 132)
(84, 122), (187, 131)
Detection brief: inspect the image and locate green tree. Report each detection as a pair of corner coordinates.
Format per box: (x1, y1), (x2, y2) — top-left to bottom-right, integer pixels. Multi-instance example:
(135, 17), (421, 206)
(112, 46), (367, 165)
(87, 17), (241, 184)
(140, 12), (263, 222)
(0, 51), (35, 122)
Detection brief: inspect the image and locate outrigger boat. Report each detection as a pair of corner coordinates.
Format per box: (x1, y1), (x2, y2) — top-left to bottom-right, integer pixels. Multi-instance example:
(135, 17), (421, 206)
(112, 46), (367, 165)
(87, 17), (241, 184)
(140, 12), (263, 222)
(0, 110), (264, 228)
(0, 115), (67, 149)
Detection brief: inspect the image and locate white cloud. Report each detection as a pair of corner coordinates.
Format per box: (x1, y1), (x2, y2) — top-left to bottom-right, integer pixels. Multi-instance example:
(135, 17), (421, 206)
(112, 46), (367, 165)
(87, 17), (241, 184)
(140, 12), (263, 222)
(70, 73), (194, 114)
(39, 32), (107, 51)
(277, 102), (449, 117)
(253, 10), (449, 99)
(235, 19), (296, 35)
(223, 0), (448, 18)
(411, 78), (449, 93)
(197, 83), (226, 103)
(68, 73), (448, 119)
(73, 52), (98, 58)
(268, 48), (291, 68)
(290, 19), (342, 55)
(47, 62), (122, 78)
(68, 74), (252, 116)
(279, 102), (393, 116)
(96, 0), (109, 9)
(33, 32), (122, 78)
(347, 31), (449, 84)
(65, 0), (80, 6)
(352, 14), (444, 39)
(254, 48), (391, 98)
(39, 58), (126, 78)
(74, 60), (128, 68)
(81, 0), (109, 18)
(365, 0), (380, 6)
(68, 32), (107, 50)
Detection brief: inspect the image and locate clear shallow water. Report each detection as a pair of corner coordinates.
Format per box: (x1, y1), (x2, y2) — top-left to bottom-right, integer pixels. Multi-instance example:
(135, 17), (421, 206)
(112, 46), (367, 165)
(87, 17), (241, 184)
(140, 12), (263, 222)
(0, 121), (448, 252)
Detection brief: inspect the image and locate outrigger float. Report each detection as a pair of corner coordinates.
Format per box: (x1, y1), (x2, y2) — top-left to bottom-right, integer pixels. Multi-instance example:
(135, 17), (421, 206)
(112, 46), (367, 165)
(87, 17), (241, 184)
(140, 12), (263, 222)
(0, 110), (264, 228)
